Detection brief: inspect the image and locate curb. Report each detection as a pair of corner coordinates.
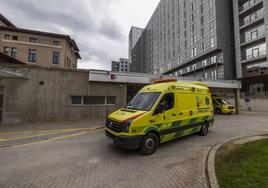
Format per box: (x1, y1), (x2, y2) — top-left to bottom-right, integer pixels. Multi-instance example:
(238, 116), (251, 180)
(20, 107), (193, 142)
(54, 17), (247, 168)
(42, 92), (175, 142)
(206, 132), (268, 188)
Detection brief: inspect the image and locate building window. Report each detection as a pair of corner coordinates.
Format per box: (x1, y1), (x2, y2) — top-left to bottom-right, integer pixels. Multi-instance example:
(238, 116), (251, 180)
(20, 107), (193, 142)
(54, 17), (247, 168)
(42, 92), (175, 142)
(200, 4), (204, 14)
(241, 9), (263, 26)
(187, 67), (190, 73)
(204, 72), (208, 79)
(202, 60), (207, 67)
(244, 62), (268, 77)
(70, 96), (116, 106)
(209, 21), (214, 32)
(201, 28), (204, 38)
(71, 96), (82, 105)
(214, 70), (217, 79)
(28, 49), (37, 62)
(11, 48), (17, 58)
(191, 48), (197, 58)
(201, 42), (205, 52)
(211, 56), (217, 64)
(210, 37), (215, 48)
(29, 38), (37, 43)
(53, 52), (60, 64)
(200, 16), (204, 26)
(12, 36), (18, 40)
(190, 35), (196, 45)
(209, 8), (214, 19)
(3, 47), (10, 55)
(83, 96), (105, 105)
(184, 40), (187, 49)
(107, 96), (116, 105)
(190, 24), (195, 33)
(241, 24), (265, 43)
(252, 48), (259, 58)
(53, 41), (60, 46)
(178, 56), (181, 65)
(4, 35), (10, 40)
(244, 43), (267, 60)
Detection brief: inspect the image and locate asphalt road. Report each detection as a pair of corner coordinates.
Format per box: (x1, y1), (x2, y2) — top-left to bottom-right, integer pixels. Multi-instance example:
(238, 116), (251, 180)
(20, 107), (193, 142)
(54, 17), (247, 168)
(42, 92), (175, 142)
(0, 112), (267, 188)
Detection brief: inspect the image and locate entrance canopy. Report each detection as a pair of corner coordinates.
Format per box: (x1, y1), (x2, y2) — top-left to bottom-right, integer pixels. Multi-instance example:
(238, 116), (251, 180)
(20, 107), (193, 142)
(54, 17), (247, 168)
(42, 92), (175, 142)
(0, 67), (29, 79)
(89, 70), (241, 114)
(89, 70), (241, 90)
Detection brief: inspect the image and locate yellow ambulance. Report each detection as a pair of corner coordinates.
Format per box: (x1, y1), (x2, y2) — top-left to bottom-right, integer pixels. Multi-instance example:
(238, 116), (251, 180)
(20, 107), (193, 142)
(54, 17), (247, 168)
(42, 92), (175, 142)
(105, 79), (214, 155)
(212, 95), (235, 114)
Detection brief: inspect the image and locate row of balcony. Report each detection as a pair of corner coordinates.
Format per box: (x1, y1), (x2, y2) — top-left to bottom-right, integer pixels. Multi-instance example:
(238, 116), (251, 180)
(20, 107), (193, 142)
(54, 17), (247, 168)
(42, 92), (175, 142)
(239, 0), (262, 13)
(239, 9), (263, 27)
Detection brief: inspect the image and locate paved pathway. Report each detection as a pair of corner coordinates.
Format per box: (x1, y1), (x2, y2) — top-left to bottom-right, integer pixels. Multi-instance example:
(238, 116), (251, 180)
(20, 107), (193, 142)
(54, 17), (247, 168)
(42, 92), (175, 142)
(0, 112), (267, 188)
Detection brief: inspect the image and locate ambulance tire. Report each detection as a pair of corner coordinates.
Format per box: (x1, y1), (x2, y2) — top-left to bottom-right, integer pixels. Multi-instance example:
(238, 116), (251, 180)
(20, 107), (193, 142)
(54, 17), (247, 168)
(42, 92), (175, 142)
(199, 122), (209, 136)
(140, 133), (159, 155)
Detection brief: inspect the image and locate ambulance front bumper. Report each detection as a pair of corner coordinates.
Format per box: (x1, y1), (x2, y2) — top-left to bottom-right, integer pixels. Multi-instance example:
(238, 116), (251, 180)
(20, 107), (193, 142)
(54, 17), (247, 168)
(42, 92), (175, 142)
(105, 130), (143, 150)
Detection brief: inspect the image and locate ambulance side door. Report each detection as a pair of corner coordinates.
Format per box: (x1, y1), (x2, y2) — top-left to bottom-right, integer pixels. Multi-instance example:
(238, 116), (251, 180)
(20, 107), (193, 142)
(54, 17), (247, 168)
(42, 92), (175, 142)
(153, 92), (177, 124)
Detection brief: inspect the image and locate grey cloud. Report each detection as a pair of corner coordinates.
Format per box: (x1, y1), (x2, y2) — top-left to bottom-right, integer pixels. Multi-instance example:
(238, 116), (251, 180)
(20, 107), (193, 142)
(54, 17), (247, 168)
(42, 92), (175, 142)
(0, 0), (125, 70)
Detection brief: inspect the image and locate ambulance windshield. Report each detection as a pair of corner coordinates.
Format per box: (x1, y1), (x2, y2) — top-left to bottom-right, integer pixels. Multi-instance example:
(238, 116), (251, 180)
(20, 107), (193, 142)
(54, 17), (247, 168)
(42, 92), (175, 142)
(125, 92), (161, 111)
(216, 98), (230, 105)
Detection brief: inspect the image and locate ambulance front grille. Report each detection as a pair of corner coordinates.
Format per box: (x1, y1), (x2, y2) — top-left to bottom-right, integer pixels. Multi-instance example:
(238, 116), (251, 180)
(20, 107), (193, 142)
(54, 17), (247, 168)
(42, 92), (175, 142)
(106, 119), (123, 132)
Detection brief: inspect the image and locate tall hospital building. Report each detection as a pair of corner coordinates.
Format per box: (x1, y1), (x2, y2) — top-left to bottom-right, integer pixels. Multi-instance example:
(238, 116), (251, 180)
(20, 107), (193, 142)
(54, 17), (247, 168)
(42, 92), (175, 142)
(233, 0), (268, 94)
(130, 0), (236, 80)
(130, 0), (268, 94)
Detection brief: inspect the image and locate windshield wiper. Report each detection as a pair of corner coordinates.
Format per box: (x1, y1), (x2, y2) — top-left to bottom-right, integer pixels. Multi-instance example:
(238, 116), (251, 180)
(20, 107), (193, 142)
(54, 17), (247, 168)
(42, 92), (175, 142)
(124, 107), (138, 110)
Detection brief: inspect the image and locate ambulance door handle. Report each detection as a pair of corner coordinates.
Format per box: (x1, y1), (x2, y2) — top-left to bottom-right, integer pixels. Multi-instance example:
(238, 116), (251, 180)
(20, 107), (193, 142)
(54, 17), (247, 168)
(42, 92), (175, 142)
(190, 111), (193, 116)
(172, 114), (176, 117)
(179, 113), (183, 116)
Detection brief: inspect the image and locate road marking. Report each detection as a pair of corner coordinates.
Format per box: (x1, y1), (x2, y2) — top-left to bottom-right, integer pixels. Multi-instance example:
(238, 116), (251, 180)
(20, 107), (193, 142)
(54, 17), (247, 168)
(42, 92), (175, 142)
(48, 128), (104, 142)
(0, 127), (104, 150)
(0, 129), (80, 142)
(0, 127), (97, 135)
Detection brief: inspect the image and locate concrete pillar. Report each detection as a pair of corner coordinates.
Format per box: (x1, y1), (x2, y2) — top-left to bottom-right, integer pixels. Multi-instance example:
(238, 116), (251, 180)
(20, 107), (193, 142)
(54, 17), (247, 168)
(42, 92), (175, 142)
(234, 89), (240, 114)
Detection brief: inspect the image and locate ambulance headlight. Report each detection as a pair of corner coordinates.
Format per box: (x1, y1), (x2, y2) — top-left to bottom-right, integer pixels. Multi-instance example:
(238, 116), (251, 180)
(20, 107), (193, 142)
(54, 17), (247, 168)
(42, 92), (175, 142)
(122, 120), (133, 133)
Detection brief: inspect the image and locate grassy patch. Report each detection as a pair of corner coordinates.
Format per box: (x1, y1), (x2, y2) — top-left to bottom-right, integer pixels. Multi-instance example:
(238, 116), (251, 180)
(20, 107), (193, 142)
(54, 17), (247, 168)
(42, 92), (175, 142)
(215, 139), (268, 188)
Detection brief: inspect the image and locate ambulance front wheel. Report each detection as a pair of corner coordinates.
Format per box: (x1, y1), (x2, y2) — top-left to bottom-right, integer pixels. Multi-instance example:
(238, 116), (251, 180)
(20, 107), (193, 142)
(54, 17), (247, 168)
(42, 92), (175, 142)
(199, 122), (209, 136)
(140, 133), (159, 155)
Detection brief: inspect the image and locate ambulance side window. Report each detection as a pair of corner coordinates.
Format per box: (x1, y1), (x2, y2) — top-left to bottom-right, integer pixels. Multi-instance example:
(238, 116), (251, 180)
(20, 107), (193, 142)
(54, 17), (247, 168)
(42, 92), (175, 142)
(160, 93), (174, 111)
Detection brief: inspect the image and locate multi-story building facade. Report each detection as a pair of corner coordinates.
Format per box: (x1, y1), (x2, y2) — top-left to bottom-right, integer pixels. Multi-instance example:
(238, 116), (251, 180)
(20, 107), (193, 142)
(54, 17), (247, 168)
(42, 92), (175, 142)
(0, 14), (81, 69)
(111, 58), (129, 72)
(129, 26), (143, 63)
(131, 0), (236, 80)
(233, 0), (268, 96)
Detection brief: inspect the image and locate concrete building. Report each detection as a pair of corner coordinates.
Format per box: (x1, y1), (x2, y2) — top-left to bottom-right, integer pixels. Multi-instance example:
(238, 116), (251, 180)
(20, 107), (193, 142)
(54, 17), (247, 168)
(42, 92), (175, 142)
(111, 58), (129, 72)
(131, 0), (236, 80)
(0, 52), (126, 125)
(233, 0), (268, 96)
(128, 26), (143, 64)
(0, 13), (81, 69)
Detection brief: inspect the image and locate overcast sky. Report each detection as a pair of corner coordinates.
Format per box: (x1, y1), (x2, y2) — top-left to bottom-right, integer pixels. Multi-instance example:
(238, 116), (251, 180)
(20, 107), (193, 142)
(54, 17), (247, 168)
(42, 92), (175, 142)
(0, 0), (160, 70)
